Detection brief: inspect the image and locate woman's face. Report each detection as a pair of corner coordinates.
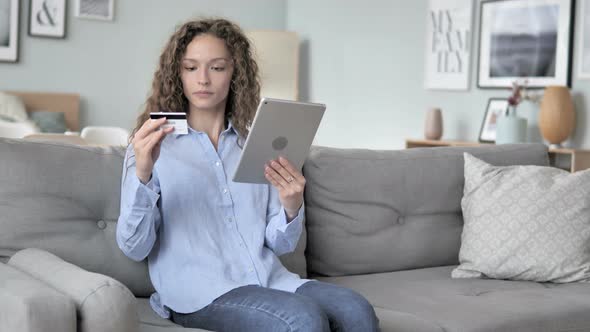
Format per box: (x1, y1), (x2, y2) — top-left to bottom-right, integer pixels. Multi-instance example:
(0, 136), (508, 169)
(180, 34), (234, 113)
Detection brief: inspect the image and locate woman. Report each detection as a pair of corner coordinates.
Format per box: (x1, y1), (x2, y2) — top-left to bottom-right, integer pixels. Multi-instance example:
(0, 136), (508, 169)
(116, 18), (379, 332)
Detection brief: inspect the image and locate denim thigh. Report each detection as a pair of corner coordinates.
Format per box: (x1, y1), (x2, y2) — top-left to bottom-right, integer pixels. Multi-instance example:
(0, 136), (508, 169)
(295, 280), (380, 332)
(171, 284), (330, 332)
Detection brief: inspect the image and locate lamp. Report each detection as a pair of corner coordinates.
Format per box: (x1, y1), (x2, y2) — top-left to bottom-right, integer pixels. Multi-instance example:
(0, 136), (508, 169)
(539, 86), (575, 148)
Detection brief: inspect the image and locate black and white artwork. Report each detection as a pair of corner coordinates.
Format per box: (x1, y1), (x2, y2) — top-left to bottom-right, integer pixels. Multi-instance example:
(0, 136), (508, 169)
(75, 0), (114, 21)
(0, 0), (19, 62)
(29, 0), (67, 38)
(478, 0), (575, 88)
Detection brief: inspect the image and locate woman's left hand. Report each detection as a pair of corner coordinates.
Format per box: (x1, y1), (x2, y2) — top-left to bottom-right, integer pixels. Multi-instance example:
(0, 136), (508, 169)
(265, 156), (305, 221)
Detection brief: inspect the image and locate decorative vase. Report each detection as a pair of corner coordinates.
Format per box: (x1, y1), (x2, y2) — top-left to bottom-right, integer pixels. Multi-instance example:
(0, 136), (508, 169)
(539, 86), (575, 148)
(495, 106), (527, 144)
(424, 107), (443, 140)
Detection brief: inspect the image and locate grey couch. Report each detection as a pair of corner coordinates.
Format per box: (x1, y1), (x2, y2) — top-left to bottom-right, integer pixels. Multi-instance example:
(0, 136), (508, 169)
(2, 137), (590, 332)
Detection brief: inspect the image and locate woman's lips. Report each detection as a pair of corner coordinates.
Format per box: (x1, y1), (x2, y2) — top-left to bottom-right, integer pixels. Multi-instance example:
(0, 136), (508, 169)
(194, 91), (213, 97)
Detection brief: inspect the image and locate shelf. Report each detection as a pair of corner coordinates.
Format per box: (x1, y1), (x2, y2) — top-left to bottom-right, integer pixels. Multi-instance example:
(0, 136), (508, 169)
(405, 139), (590, 172)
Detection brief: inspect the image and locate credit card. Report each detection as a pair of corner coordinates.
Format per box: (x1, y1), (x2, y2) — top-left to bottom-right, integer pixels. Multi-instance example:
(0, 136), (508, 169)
(149, 112), (188, 135)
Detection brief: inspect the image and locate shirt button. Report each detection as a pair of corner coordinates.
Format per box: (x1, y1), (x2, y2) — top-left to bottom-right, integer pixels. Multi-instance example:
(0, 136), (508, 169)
(227, 217), (233, 223)
(215, 161), (221, 166)
(223, 188), (228, 194)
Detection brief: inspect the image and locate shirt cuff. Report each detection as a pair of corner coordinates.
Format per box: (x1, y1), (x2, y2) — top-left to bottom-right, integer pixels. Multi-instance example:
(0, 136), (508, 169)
(277, 202), (305, 234)
(128, 173), (160, 210)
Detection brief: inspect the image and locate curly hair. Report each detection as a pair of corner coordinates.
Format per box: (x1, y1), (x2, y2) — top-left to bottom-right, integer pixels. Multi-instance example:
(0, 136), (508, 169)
(130, 18), (260, 143)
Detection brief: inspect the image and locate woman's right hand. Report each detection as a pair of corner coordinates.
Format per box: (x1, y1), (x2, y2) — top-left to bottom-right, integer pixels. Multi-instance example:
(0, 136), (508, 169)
(132, 117), (174, 184)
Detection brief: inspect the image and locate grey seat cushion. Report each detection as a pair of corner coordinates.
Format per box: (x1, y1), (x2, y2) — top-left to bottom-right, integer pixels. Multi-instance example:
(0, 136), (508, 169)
(136, 298), (211, 332)
(317, 266), (590, 332)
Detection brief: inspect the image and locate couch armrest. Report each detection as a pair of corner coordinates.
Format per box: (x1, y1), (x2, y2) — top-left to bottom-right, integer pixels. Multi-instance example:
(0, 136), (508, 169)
(8, 248), (139, 332)
(0, 262), (76, 332)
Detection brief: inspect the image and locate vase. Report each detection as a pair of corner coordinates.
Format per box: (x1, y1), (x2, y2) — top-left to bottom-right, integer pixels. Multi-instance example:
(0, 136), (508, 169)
(539, 86), (575, 148)
(424, 108), (443, 140)
(495, 107), (527, 144)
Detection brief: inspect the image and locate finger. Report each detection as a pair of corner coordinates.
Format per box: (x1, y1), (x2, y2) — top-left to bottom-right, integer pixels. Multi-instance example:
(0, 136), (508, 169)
(269, 160), (295, 184)
(265, 164), (288, 189)
(277, 156), (304, 182)
(145, 126), (172, 151)
(265, 172), (282, 188)
(136, 117), (167, 140)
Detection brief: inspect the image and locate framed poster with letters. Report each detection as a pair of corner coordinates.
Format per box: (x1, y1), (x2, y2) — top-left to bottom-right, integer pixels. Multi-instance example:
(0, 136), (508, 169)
(424, 0), (474, 90)
(29, 0), (67, 38)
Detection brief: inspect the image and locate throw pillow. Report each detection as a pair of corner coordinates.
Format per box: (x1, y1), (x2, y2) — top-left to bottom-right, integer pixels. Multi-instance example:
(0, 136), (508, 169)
(29, 111), (67, 133)
(452, 153), (590, 283)
(0, 92), (28, 122)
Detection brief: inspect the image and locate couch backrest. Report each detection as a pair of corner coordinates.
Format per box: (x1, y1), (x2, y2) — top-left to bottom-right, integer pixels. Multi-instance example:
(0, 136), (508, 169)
(302, 143), (549, 277)
(0, 138), (154, 296)
(0, 138), (307, 297)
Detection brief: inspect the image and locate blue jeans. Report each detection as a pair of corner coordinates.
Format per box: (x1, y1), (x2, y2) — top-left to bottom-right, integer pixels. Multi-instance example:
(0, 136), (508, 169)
(170, 280), (380, 331)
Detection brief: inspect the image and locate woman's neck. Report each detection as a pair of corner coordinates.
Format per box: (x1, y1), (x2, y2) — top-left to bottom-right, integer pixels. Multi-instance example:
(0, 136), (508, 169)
(188, 106), (226, 150)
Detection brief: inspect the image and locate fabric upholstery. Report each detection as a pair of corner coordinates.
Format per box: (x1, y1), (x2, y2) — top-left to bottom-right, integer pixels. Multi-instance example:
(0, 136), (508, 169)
(0, 262), (76, 332)
(8, 248), (139, 332)
(136, 298), (211, 332)
(318, 266), (590, 332)
(453, 153), (590, 282)
(303, 144), (549, 276)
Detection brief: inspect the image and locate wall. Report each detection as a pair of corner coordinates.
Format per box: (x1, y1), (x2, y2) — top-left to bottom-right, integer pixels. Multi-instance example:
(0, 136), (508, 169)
(0, 0), (286, 132)
(288, 0), (590, 149)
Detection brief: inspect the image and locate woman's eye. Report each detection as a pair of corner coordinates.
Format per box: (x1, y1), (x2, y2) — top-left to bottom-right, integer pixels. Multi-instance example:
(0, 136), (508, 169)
(185, 67), (196, 71)
(212, 67), (225, 71)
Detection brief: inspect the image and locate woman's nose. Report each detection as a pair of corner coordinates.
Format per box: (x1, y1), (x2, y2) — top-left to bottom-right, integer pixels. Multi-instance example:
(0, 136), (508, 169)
(197, 69), (210, 85)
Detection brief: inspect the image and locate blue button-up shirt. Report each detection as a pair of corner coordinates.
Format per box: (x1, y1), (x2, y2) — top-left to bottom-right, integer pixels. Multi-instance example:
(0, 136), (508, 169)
(116, 122), (308, 318)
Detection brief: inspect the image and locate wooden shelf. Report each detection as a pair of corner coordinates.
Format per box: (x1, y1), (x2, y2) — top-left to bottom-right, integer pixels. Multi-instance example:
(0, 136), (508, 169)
(405, 139), (590, 172)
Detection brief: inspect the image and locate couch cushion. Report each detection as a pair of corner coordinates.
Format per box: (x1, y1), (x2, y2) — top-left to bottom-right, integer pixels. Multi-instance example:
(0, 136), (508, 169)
(453, 154), (590, 282)
(318, 266), (590, 332)
(0, 138), (154, 296)
(303, 144), (549, 277)
(136, 297), (211, 332)
(0, 262), (76, 332)
(9, 248), (139, 332)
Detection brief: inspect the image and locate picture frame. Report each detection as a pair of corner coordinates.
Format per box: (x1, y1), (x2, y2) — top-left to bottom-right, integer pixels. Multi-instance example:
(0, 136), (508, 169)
(479, 98), (509, 143)
(75, 0), (114, 21)
(477, 0), (575, 88)
(0, 0), (19, 62)
(424, 0), (474, 91)
(579, 0), (590, 79)
(29, 0), (67, 38)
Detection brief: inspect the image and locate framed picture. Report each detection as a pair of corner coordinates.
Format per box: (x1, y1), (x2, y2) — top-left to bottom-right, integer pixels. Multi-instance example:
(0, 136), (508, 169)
(424, 0), (474, 90)
(479, 98), (509, 143)
(0, 0), (19, 62)
(477, 0), (575, 88)
(75, 0), (114, 21)
(29, 0), (67, 38)
(579, 0), (590, 79)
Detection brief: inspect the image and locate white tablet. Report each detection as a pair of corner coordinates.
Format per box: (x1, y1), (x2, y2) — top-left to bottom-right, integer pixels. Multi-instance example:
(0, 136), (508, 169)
(232, 98), (326, 184)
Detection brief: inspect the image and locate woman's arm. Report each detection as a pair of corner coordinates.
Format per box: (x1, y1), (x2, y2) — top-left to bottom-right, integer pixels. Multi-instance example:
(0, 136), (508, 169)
(264, 185), (305, 256)
(116, 146), (162, 261)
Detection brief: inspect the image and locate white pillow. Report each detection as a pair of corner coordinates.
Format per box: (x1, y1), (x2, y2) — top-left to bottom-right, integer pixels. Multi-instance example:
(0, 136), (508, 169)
(0, 92), (28, 122)
(452, 153), (590, 283)
(0, 119), (39, 138)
